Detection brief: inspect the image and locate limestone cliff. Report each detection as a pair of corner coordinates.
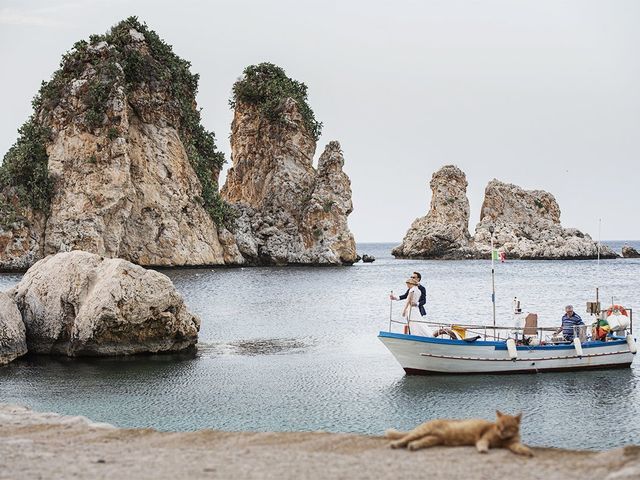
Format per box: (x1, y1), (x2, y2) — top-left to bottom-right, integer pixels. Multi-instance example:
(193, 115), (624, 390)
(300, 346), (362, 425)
(0, 17), (242, 270)
(473, 180), (617, 259)
(222, 64), (357, 265)
(392, 165), (472, 259)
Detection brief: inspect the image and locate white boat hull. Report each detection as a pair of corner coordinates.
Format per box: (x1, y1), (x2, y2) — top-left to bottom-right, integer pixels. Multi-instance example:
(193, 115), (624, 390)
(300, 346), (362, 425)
(378, 331), (636, 375)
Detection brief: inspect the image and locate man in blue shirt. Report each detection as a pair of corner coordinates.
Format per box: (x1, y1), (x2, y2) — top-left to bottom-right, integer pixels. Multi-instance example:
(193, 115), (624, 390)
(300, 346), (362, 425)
(558, 305), (584, 341)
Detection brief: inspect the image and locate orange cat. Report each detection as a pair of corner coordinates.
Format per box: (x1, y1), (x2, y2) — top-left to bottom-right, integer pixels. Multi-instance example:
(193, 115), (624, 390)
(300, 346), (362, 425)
(385, 411), (533, 456)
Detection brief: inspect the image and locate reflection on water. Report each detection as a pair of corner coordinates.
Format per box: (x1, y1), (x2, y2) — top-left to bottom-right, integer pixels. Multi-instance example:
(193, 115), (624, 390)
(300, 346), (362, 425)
(196, 338), (312, 357)
(228, 338), (311, 356)
(1, 243), (639, 449)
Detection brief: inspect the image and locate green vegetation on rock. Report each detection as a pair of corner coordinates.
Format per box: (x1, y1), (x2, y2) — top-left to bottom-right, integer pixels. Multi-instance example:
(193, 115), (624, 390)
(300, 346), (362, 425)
(230, 62), (323, 141)
(0, 119), (52, 227)
(1, 16), (231, 227)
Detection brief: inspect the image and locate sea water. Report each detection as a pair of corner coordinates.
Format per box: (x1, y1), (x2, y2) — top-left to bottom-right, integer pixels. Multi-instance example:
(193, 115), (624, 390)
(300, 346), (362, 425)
(1, 242), (639, 450)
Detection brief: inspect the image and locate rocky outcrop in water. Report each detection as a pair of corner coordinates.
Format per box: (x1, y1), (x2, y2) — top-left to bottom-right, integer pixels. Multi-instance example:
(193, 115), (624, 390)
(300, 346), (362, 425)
(222, 64), (357, 265)
(0, 18), (242, 271)
(473, 180), (616, 259)
(392, 165), (472, 259)
(0, 292), (27, 365)
(622, 246), (640, 258)
(10, 251), (200, 356)
(393, 167), (615, 260)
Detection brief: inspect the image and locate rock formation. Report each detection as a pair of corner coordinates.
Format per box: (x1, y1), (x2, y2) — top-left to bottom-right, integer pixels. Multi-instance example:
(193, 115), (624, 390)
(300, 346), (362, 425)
(0, 17), (242, 271)
(393, 167), (615, 260)
(361, 254), (375, 263)
(0, 292), (27, 365)
(392, 165), (472, 259)
(473, 180), (616, 259)
(10, 251), (200, 356)
(222, 64), (357, 265)
(0, 26), (358, 270)
(0, 211), (46, 271)
(622, 245), (640, 258)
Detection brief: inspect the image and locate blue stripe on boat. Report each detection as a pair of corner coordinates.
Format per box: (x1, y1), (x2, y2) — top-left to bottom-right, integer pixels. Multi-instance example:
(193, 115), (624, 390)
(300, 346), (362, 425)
(377, 331), (628, 350)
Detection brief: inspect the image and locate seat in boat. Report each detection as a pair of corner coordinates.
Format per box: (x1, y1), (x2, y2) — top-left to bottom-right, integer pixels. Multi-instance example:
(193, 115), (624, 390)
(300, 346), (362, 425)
(523, 313), (538, 336)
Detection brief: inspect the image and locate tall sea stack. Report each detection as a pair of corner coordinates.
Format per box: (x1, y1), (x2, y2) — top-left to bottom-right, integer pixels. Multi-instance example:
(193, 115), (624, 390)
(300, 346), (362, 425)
(392, 165), (472, 259)
(222, 63), (357, 265)
(0, 17), (242, 270)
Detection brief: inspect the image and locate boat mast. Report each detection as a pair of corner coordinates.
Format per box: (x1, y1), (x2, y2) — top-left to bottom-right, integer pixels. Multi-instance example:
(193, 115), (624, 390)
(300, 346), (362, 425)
(597, 218), (601, 310)
(490, 225), (496, 330)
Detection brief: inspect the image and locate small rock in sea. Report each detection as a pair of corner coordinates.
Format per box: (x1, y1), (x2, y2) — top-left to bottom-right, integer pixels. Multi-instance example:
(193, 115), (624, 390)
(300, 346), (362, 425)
(622, 246), (640, 258)
(354, 254), (362, 263)
(362, 254), (375, 263)
(0, 292), (28, 365)
(10, 251), (200, 357)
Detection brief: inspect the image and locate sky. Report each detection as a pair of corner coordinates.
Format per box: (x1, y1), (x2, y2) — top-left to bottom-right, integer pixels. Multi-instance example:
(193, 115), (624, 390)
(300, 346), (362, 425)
(1, 0), (638, 242)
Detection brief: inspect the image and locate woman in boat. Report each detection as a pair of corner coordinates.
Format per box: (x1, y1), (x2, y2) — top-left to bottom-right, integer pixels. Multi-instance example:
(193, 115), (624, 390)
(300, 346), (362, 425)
(398, 278), (424, 335)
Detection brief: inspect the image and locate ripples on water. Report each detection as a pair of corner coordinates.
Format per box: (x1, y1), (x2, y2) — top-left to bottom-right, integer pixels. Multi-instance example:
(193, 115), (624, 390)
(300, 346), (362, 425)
(1, 242), (639, 449)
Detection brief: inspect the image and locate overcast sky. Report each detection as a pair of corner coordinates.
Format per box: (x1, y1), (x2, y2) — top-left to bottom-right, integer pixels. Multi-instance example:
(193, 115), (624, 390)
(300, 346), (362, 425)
(1, 0), (638, 241)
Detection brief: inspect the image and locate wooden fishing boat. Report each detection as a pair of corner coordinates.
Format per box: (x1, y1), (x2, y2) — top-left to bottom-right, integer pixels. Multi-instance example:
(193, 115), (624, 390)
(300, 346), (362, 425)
(378, 309), (638, 375)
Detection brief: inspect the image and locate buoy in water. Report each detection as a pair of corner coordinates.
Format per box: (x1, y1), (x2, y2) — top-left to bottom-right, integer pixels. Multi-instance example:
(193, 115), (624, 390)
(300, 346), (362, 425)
(573, 337), (583, 358)
(506, 338), (517, 360)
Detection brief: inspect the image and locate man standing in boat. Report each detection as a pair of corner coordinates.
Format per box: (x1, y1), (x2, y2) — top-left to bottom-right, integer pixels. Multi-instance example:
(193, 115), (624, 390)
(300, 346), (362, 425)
(557, 305), (584, 341)
(390, 272), (426, 316)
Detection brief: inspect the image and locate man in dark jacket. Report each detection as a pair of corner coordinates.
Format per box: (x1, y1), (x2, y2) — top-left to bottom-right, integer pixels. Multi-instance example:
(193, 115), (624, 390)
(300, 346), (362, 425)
(390, 272), (427, 316)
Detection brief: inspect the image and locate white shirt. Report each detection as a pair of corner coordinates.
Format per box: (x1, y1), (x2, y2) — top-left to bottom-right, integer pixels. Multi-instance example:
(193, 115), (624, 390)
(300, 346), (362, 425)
(402, 286), (421, 319)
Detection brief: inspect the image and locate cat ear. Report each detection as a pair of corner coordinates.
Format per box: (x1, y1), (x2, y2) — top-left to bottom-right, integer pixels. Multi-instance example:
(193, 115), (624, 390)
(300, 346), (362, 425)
(516, 412), (522, 422)
(496, 410), (503, 418)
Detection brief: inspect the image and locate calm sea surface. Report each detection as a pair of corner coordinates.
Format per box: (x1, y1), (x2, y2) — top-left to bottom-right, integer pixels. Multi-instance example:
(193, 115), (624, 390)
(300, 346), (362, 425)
(1, 242), (639, 450)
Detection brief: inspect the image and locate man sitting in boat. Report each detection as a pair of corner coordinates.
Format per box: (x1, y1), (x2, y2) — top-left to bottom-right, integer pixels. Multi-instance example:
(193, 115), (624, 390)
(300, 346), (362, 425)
(556, 305), (584, 341)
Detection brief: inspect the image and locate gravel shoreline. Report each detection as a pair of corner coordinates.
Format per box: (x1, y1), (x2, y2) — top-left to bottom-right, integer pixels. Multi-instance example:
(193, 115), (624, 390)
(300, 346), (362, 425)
(1, 404), (638, 480)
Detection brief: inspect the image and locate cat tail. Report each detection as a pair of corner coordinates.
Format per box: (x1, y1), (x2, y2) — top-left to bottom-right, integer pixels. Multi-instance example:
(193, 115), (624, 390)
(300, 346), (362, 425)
(384, 428), (408, 439)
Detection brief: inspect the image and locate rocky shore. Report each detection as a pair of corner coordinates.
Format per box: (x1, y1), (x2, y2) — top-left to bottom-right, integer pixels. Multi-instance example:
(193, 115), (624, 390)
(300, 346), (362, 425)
(0, 404), (638, 480)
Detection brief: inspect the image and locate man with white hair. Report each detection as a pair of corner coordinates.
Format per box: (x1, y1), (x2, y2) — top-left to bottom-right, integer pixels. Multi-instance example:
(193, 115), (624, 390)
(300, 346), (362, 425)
(557, 305), (584, 341)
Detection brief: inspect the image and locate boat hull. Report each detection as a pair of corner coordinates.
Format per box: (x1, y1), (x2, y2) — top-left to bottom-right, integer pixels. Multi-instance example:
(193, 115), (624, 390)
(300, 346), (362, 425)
(378, 331), (636, 375)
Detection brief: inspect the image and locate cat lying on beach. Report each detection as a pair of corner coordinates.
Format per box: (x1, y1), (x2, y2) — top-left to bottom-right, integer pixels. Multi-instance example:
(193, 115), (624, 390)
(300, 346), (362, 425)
(385, 411), (533, 457)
